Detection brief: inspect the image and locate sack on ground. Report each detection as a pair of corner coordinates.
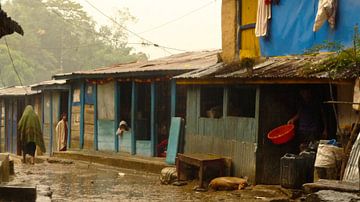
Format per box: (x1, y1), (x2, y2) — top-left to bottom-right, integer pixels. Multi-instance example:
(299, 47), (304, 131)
(315, 144), (343, 168)
(160, 167), (177, 185)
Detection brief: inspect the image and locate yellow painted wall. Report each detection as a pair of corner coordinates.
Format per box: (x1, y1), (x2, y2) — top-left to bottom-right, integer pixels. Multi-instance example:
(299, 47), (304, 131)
(221, 0), (260, 63)
(221, 0), (237, 64)
(240, 0), (260, 59)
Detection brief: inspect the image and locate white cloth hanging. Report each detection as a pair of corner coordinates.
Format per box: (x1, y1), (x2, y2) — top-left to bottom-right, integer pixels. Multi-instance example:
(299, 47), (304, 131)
(313, 0), (337, 32)
(255, 0), (272, 37)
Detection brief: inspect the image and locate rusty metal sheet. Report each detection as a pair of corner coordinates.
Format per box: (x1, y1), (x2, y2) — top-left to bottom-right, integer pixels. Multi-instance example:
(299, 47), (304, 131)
(0, 86), (39, 97)
(176, 53), (356, 81)
(53, 50), (220, 79)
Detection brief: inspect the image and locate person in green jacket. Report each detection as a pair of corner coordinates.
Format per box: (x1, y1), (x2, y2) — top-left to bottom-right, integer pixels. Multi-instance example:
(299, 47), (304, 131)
(18, 105), (46, 164)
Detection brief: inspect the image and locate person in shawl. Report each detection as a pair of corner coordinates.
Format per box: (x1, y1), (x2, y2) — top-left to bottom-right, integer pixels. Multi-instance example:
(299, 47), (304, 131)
(18, 105), (46, 164)
(55, 113), (68, 151)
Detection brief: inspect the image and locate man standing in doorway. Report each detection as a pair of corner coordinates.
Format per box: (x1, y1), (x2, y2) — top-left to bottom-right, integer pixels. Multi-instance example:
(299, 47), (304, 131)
(288, 88), (328, 151)
(56, 113), (68, 151)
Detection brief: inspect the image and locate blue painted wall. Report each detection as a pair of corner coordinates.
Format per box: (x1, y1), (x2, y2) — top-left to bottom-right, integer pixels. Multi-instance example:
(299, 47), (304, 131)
(260, 0), (360, 56)
(98, 120), (115, 151)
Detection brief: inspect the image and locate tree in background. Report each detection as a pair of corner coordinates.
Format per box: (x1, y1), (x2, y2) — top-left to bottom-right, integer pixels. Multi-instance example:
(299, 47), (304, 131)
(0, 0), (146, 86)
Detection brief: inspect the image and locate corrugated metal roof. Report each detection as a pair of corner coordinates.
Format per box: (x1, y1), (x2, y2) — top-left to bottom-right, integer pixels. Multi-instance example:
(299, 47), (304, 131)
(53, 50), (220, 79)
(176, 53), (357, 81)
(30, 79), (68, 90)
(0, 86), (39, 97)
(30, 79), (67, 87)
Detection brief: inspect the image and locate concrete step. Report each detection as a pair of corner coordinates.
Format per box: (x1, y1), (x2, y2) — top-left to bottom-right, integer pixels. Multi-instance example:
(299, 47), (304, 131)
(52, 151), (170, 174)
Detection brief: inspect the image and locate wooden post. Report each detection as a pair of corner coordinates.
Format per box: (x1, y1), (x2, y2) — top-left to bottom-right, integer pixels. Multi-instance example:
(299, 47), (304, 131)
(131, 81), (137, 155)
(0, 100), (2, 153)
(67, 86), (72, 149)
(223, 87), (228, 117)
(170, 80), (176, 117)
(5, 100), (9, 152)
(41, 94), (44, 132)
(255, 86), (260, 143)
(79, 82), (85, 149)
(150, 82), (157, 157)
(12, 100), (17, 154)
(57, 93), (61, 121)
(93, 83), (98, 151)
(114, 81), (120, 152)
(49, 93), (53, 156)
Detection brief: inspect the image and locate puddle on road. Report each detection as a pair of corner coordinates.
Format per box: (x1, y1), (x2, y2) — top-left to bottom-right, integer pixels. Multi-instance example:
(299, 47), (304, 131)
(6, 159), (287, 201)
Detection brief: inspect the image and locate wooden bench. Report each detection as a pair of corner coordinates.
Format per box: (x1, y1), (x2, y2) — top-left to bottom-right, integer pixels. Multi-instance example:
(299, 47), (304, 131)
(176, 153), (227, 188)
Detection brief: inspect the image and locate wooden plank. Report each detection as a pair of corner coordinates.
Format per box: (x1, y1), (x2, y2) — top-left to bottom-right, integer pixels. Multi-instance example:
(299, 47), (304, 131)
(84, 105), (94, 124)
(166, 117), (183, 165)
(303, 179), (359, 193)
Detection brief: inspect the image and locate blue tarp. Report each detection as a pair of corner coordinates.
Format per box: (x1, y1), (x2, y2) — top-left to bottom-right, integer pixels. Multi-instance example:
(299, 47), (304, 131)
(260, 0), (360, 56)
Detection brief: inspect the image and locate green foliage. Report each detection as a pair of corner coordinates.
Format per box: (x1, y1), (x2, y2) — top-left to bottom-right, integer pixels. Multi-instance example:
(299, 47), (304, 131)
(0, 0), (146, 86)
(304, 26), (360, 78)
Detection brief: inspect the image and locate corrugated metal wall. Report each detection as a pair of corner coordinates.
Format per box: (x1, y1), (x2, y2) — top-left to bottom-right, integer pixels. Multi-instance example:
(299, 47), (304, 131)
(97, 81), (115, 151)
(184, 86), (258, 182)
(343, 133), (360, 183)
(43, 93), (51, 153)
(52, 92), (60, 153)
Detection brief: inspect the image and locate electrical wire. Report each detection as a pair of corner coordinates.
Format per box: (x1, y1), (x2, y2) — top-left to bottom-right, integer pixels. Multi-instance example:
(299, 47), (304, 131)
(41, 1), (185, 54)
(4, 37), (26, 90)
(138, 0), (215, 34)
(83, 0), (174, 54)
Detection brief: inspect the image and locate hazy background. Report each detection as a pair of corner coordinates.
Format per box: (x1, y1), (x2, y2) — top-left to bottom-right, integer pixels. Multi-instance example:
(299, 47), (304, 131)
(77, 0), (222, 59)
(0, 0), (221, 86)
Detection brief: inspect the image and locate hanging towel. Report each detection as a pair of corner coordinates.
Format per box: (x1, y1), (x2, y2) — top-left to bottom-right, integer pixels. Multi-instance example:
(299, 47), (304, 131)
(255, 0), (272, 37)
(313, 0), (337, 32)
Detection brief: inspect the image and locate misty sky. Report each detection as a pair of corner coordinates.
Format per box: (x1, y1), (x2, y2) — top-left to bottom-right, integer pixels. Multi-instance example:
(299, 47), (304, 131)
(76, 0), (222, 59)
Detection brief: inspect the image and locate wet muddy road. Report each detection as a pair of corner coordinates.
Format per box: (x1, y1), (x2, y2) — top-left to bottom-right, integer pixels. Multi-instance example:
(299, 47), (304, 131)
(7, 157), (288, 202)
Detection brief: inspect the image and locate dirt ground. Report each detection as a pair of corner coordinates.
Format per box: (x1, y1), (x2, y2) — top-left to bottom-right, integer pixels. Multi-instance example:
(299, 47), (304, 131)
(5, 156), (291, 202)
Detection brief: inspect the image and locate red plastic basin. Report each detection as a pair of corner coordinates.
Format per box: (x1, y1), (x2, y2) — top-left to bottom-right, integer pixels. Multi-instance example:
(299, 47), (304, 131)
(267, 124), (295, 144)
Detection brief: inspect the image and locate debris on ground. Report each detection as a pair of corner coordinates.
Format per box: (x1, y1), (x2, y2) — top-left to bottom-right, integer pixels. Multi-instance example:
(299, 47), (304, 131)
(46, 158), (73, 165)
(193, 186), (207, 192)
(209, 177), (248, 191)
(172, 181), (187, 186)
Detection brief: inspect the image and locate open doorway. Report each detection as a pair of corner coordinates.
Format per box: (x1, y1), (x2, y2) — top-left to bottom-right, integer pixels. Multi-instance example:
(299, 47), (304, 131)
(256, 84), (337, 184)
(59, 91), (69, 118)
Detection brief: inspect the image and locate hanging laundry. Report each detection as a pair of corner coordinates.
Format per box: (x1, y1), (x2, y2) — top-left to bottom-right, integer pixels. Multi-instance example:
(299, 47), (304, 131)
(255, 0), (272, 37)
(313, 0), (337, 32)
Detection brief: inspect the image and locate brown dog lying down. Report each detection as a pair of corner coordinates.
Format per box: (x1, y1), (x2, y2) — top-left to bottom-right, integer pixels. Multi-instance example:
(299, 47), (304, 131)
(209, 177), (248, 190)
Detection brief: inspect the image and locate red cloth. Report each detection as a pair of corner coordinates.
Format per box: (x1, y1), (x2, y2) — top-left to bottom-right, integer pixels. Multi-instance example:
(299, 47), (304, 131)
(265, 0), (271, 5)
(157, 139), (168, 157)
